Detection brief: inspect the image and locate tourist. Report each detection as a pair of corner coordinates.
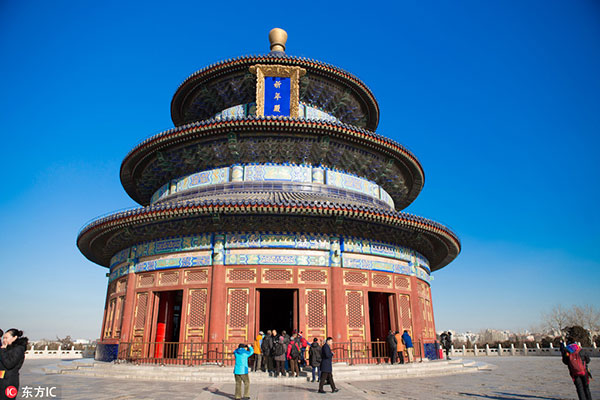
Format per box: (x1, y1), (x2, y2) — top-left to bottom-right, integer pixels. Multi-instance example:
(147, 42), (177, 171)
(0, 328), (29, 400)
(282, 330), (290, 371)
(386, 330), (397, 364)
(561, 338), (592, 400)
(309, 338), (322, 382)
(318, 337), (339, 393)
(395, 331), (405, 364)
(298, 332), (308, 367)
(287, 335), (301, 377)
(282, 330), (290, 345)
(262, 330), (273, 374)
(402, 330), (414, 363)
(441, 331), (452, 360)
(273, 336), (287, 377)
(252, 332), (263, 372)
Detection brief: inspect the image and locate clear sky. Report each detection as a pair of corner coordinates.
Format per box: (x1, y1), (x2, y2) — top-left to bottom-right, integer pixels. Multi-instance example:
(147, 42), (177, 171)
(1, 1), (599, 340)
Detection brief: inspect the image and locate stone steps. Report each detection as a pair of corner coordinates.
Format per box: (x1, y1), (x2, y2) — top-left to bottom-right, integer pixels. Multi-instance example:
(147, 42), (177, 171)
(48, 358), (494, 383)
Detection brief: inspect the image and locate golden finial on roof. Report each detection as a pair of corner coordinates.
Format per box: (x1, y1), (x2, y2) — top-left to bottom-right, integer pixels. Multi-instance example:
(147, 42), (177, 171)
(269, 28), (287, 52)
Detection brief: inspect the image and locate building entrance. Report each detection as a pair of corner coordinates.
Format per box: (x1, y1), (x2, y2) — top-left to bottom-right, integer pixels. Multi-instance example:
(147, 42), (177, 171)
(153, 290), (183, 358)
(257, 289), (298, 335)
(368, 292), (392, 341)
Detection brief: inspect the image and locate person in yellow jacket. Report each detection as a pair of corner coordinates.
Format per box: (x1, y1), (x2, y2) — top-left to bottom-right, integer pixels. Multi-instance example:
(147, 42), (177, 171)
(252, 332), (264, 372)
(394, 331), (405, 364)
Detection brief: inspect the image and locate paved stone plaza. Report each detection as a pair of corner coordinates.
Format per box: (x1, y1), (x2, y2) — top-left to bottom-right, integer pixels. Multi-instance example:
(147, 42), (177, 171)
(20, 357), (599, 399)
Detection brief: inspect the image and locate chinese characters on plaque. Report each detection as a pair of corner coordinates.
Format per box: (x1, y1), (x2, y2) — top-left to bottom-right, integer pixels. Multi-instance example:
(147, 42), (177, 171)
(264, 76), (291, 116)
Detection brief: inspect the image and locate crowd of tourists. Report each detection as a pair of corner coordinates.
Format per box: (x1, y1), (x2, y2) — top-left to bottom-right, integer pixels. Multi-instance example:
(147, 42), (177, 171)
(233, 328), (416, 399)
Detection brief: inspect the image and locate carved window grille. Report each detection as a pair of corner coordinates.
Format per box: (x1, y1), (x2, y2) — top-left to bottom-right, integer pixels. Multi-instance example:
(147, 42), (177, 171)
(264, 269), (292, 282)
(299, 269), (327, 283)
(185, 269), (208, 283)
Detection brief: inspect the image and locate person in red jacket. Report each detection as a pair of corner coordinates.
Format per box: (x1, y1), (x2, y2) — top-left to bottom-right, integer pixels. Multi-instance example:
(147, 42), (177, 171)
(286, 334), (301, 377)
(561, 338), (592, 400)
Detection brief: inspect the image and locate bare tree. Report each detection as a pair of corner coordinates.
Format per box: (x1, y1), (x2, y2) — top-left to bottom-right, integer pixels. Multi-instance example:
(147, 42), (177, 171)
(569, 305), (600, 335)
(541, 305), (569, 336)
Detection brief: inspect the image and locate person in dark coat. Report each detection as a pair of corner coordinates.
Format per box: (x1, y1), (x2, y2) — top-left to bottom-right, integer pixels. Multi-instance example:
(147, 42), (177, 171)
(0, 329), (29, 400)
(441, 332), (453, 360)
(318, 337), (339, 393)
(262, 330), (273, 374)
(386, 330), (397, 364)
(272, 336), (287, 378)
(308, 338), (322, 382)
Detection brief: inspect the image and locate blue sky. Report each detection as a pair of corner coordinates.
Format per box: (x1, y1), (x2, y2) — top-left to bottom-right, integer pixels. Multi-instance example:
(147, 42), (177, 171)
(1, 1), (599, 340)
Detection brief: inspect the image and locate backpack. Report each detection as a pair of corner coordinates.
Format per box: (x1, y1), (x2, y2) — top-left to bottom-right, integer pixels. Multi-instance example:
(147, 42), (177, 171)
(274, 343), (285, 357)
(567, 350), (587, 377)
(290, 343), (300, 359)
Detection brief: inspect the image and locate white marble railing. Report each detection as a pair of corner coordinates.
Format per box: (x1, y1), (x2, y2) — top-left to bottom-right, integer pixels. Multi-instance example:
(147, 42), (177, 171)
(25, 346), (84, 359)
(449, 342), (599, 357)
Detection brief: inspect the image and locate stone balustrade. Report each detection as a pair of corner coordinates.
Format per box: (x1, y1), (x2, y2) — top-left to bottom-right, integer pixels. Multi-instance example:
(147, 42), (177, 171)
(448, 342), (599, 357)
(25, 346), (85, 359)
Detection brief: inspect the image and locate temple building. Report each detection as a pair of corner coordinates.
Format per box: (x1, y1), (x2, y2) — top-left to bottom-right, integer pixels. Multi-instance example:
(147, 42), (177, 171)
(77, 29), (460, 362)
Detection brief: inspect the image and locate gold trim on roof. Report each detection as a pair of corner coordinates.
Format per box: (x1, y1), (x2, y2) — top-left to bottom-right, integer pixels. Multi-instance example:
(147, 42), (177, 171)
(249, 64), (306, 118)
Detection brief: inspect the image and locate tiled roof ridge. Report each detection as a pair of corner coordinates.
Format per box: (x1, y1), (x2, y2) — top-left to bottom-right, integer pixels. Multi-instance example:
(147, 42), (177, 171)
(172, 53), (377, 108)
(122, 116), (423, 177)
(78, 197), (460, 251)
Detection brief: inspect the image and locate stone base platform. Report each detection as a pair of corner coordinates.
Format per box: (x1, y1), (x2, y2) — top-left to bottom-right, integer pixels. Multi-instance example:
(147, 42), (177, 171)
(44, 358), (494, 383)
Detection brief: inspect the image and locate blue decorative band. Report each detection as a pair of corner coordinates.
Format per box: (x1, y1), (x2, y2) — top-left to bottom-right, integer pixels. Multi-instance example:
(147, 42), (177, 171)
(108, 232), (431, 284)
(150, 163), (395, 209)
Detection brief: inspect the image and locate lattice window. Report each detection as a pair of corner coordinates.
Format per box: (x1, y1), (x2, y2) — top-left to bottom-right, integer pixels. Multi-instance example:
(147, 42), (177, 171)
(399, 295), (412, 332)
(228, 268), (256, 282)
(108, 282), (117, 296)
(116, 278), (127, 293)
(344, 271), (367, 284)
(264, 269), (292, 282)
(159, 271), (179, 286)
(307, 290), (325, 327)
(228, 289), (248, 328)
(300, 269), (327, 283)
(113, 296), (125, 339)
(188, 289), (207, 327)
(346, 291), (363, 328)
(134, 292), (148, 329)
(186, 269), (208, 283)
(372, 274), (391, 286)
(138, 274), (154, 287)
(395, 276), (410, 289)
(418, 281), (429, 298)
(104, 298), (116, 338)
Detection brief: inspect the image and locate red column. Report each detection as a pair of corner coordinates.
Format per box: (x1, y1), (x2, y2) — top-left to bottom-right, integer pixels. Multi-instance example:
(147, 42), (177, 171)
(409, 276), (424, 353)
(329, 266), (345, 342)
(207, 235), (226, 342)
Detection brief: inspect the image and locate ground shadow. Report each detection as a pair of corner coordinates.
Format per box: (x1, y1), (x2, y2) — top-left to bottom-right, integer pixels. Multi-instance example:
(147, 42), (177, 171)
(202, 386), (236, 399)
(459, 392), (563, 400)
(495, 392), (564, 400)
